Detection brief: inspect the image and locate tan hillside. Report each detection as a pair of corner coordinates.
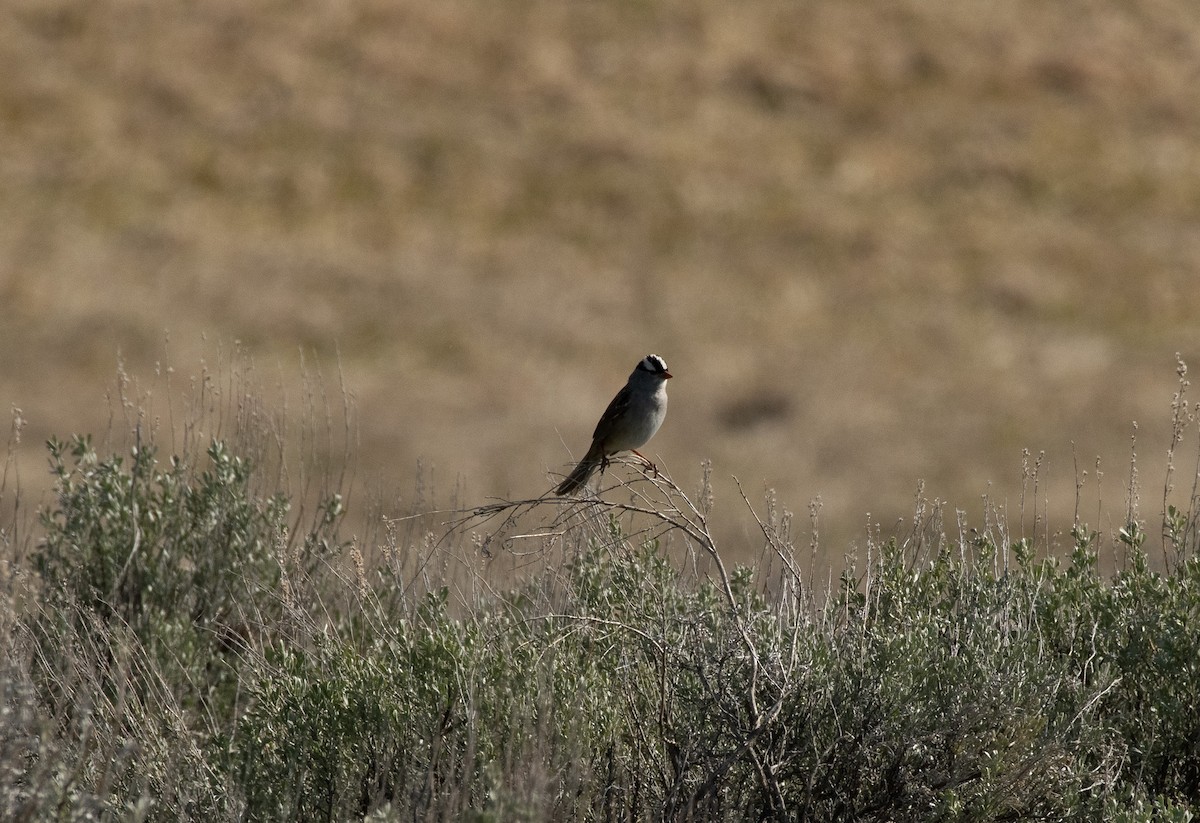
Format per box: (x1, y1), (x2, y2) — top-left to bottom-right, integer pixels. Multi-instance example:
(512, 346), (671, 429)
(4, 0), (1200, 556)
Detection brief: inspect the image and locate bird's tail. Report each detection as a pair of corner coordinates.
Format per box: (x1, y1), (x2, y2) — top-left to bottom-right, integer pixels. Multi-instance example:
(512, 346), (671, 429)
(555, 442), (604, 495)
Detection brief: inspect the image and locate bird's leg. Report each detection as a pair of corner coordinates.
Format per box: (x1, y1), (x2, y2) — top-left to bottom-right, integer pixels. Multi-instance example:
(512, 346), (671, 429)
(631, 449), (658, 476)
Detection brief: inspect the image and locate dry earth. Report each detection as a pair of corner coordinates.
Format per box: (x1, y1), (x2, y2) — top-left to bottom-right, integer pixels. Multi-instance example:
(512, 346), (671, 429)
(4, 0), (1200, 561)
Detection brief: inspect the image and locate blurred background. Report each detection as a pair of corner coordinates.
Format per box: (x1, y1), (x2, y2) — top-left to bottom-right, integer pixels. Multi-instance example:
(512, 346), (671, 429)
(3, 0), (1200, 560)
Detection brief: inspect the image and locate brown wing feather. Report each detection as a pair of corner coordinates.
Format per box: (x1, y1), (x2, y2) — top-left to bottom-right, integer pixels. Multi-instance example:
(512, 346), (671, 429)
(590, 384), (631, 446)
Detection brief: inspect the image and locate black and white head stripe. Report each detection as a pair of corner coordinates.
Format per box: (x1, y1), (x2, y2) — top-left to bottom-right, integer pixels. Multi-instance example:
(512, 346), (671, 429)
(638, 354), (670, 375)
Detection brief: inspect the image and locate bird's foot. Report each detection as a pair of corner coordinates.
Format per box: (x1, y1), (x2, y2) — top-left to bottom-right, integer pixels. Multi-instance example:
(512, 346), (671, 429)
(631, 449), (659, 477)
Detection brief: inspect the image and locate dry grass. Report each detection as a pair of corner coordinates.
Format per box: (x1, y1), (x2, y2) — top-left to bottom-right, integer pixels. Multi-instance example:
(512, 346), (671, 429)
(4, 0), (1200, 555)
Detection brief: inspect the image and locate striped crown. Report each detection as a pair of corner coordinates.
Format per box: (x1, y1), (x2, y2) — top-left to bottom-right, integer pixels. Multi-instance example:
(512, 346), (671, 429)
(638, 354), (670, 375)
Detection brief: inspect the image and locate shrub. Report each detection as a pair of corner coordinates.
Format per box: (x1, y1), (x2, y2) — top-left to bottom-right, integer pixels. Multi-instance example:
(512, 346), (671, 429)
(8, 432), (342, 818)
(5, 377), (1200, 820)
(34, 436), (287, 715)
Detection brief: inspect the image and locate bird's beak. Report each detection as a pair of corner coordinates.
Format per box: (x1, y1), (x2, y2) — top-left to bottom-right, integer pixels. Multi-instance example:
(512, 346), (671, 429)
(664, 371), (673, 379)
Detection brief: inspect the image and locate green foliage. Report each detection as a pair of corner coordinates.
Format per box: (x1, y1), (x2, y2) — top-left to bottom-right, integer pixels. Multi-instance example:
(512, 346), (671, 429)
(37, 435), (285, 638)
(7, 432), (1200, 820)
(7, 433), (343, 818)
(237, 597), (483, 819)
(1091, 553), (1200, 799)
(804, 539), (1118, 819)
(34, 436), (287, 716)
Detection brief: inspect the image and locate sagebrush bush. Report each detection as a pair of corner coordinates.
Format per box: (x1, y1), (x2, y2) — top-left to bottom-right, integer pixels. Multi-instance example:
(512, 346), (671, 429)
(228, 515), (1191, 821)
(5, 375), (1200, 821)
(5, 430), (345, 819)
(34, 436), (288, 716)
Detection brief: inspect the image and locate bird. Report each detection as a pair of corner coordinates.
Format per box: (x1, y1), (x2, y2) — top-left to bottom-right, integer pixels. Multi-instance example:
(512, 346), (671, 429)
(556, 354), (672, 496)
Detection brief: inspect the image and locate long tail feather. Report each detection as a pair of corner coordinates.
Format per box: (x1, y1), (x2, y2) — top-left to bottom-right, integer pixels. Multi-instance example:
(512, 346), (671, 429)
(556, 443), (603, 495)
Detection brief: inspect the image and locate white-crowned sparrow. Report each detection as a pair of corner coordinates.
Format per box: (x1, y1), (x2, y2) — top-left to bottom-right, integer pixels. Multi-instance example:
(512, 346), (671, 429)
(556, 354), (672, 495)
